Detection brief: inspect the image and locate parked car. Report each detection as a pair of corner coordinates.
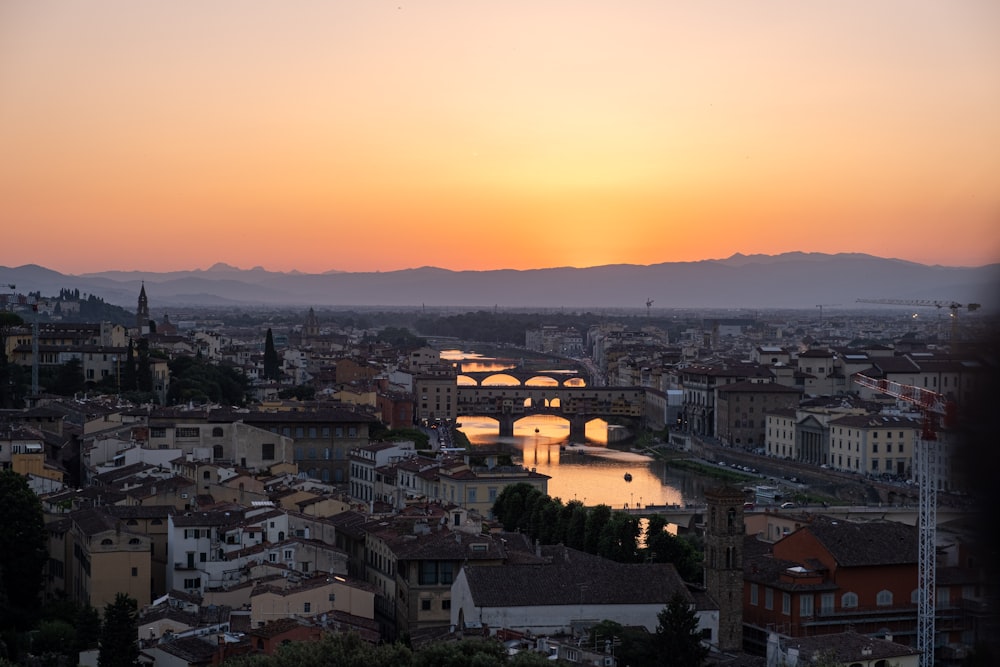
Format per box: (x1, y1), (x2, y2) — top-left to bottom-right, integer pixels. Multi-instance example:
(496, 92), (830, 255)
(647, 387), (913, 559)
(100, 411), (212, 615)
(780, 501), (796, 509)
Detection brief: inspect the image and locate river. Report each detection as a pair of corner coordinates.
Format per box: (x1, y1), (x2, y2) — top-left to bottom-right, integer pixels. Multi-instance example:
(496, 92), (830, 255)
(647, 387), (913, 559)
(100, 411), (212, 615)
(444, 349), (716, 510)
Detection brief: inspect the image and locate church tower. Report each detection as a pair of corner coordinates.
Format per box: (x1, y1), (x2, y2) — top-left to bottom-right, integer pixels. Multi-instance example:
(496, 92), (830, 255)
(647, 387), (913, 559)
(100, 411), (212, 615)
(136, 282), (150, 334)
(703, 485), (745, 652)
(304, 307), (320, 339)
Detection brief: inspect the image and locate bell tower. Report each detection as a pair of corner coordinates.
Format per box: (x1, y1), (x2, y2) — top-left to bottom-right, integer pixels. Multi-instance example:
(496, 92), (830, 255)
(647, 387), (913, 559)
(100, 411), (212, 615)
(136, 282), (150, 334)
(703, 485), (745, 652)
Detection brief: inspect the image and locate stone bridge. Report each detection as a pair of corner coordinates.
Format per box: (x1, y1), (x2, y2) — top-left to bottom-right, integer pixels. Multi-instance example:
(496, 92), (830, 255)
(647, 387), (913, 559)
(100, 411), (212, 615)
(455, 385), (646, 440)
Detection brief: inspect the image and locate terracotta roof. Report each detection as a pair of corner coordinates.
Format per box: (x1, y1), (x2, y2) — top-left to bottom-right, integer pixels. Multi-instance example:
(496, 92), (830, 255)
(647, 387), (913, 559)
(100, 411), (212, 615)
(804, 517), (917, 567)
(462, 545), (691, 608)
(778, 630), (918, 661)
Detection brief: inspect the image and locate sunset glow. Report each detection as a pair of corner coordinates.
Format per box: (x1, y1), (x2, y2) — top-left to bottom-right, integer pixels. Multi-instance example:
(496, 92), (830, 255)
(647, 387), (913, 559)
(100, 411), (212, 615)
(2, 1), (998, 273)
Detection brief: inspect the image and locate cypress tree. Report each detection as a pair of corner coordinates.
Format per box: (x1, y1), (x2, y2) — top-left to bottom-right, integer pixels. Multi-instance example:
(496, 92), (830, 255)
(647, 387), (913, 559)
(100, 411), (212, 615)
(263, 328), (280, 381)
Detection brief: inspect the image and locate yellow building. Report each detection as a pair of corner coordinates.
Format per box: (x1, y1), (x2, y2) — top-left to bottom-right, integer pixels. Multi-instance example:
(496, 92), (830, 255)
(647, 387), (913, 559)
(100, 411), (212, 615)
(54, 507), (153, 614)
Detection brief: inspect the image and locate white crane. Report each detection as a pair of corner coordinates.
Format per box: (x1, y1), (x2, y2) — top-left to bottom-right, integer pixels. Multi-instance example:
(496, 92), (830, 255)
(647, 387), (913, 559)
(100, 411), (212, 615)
(853, 373), (953, 667)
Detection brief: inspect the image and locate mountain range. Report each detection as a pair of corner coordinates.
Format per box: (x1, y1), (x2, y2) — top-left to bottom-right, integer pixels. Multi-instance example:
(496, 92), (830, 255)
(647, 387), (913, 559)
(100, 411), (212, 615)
(2, 253), (997, 311)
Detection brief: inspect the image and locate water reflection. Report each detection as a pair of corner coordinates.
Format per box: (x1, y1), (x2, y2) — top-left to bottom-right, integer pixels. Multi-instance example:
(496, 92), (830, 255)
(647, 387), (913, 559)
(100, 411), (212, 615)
(447, 349), (713, 511)
(458, 414), (713, 510)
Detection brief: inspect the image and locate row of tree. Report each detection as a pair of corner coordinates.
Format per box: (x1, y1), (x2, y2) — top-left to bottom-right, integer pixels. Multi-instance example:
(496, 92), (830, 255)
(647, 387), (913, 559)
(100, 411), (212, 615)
(492, 483), (702, 582)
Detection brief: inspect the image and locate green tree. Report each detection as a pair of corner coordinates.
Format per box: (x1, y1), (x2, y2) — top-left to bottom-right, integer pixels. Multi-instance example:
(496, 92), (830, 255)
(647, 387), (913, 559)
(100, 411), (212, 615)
(597, 511), (641, 562)
(75, 604), (101, 654)
(222, 631), (411, 667)
(588, 620), (656, 667)
(263, 328), (280, 381)
(136, 338), (153, 393)
(98, 593), (139, 667)
(652, 592), (709, 667)
(50, 357), (85, 395)
(643, 516), (703, 582)
(583, 504), (612, 555)
(121, 339), (137, 391)
(0, 470), (47, 630)
(411, 638), (508, 667)
(30, 618), (77, 662)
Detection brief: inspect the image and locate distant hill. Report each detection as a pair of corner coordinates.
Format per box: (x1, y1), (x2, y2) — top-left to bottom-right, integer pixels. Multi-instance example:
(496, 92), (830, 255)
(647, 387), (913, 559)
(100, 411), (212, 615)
(1, 253), (997, 311)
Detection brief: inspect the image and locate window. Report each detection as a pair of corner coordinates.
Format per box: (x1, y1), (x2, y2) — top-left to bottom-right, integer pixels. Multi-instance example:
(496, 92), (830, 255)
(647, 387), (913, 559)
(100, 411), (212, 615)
(284, 549), (293, 559)
(200, 552), (207, 562)
(820, 593), (835, 614)
(842, 592), (858, 608)
(131, 567), (138, 577)
(303, 602), (311, 613)
(765, 588), (773, 610)
(212, 427), (224, 437)
(176, 427), (200, 438)
(440, 562), (454, 585)
(467, 488), (477, 503)
(183, 578), (201, 589)
(782, 592), (791, 615)
(419, 561), (438, 585)
(750, 583), (758, 606)
(442, 599), (451, 610)
(421, 599), (431, 611)
(262, 443), (275, 460)
(877, 590), (893, 606)
(800, 594), (813, 617)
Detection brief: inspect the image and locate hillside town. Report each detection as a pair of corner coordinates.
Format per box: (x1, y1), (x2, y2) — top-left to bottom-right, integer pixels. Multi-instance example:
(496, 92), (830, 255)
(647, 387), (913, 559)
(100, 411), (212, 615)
(0, 285), (996, 667)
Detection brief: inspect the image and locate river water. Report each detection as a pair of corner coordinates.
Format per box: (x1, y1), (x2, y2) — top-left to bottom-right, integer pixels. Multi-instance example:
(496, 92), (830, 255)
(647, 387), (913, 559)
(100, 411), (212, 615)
(445, 350), (714, 510)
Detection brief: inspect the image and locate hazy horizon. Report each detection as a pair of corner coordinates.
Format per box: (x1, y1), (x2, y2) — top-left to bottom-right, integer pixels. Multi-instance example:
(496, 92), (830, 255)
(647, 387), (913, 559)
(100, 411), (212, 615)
(5, 250), (998, 278)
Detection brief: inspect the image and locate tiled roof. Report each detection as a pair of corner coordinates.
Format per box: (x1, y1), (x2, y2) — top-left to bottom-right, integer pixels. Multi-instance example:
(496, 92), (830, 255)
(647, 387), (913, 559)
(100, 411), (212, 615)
(716, 381), (802, 394)
(462, 545), (691, 608)
(778, 630), (918, 660)
(805, 517), (917, 567)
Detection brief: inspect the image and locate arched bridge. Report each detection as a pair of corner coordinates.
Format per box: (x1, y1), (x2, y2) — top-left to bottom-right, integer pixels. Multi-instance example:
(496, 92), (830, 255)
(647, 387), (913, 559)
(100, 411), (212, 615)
(456, 385), (646, 440)
(458, 369), (585, 386)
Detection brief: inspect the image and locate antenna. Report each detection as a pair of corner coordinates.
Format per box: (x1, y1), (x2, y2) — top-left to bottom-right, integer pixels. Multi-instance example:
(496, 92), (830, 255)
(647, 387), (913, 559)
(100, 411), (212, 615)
(645, 298), (653, 317)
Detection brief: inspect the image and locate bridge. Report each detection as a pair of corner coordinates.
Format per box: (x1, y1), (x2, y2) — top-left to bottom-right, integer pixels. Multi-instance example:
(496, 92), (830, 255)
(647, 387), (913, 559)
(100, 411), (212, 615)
(457, 369), (585, 386)
(616, 503), (973, 531)
(455, 385), (646, 440)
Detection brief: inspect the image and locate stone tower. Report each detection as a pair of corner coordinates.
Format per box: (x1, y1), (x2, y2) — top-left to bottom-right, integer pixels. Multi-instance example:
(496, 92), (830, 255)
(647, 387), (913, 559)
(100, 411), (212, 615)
(304, 307), (320, 339)
(136, 282), (150, 333)
(703, 485), (745, 652)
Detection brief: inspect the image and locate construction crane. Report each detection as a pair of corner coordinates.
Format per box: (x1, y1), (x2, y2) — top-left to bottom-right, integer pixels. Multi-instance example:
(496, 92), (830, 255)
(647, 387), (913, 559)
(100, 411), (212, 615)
(853, 373), (956, 667)
(856, 298), (981, 343)
(645, 298), (654, 318)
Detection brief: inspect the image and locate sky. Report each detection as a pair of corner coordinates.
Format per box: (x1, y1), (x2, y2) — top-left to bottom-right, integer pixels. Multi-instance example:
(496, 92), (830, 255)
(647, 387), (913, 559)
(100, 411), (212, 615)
(2, 1), (999, 274)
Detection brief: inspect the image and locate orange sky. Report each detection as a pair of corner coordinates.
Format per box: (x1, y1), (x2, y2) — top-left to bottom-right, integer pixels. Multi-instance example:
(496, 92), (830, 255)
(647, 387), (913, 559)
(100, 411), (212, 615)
(2, 1), (998, 274)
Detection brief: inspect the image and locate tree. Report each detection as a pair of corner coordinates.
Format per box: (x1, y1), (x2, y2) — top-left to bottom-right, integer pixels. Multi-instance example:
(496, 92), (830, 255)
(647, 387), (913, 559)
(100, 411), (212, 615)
(588, 620), (656, 667)
(643, 517), (703, 582)
(50, 358), (85, 396)
(263, 328), (280, 381)
(136, 338), (152, 393)
(30, 618), (77, 662)
(75, 604), (101, 654)
(0, 470), (47, 630)
(121, 339), (137, 392)
(652, 592), (709, 667)
(98, 593), (139, 667)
